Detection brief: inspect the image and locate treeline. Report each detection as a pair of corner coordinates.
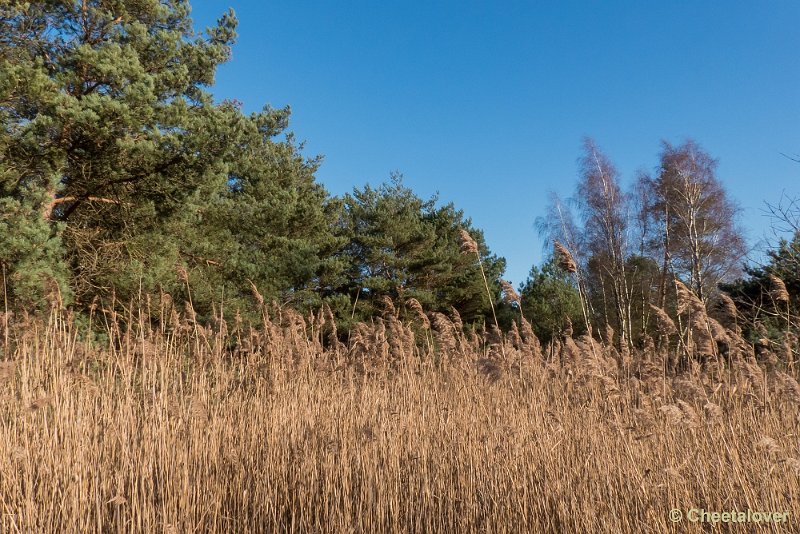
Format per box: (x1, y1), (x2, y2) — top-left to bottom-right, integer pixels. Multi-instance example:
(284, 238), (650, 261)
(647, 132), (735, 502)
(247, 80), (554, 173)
(530, 138), (799, 354)
(1, 2), (797, 352)
(0, 1), (503, 329)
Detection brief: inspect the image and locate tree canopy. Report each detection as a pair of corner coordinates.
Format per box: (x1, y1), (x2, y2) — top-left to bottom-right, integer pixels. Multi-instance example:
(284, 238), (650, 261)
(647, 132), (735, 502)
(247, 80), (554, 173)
(1, 1), (794, 354)
(0, 1), (508, 329)
(334, 176), (505, 328)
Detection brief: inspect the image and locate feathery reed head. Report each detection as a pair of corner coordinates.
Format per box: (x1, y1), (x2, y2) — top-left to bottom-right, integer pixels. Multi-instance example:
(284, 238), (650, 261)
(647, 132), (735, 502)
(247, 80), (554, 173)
(406, 298), (430, 329)
(691, 315), (716, 356)
(459, 229), (479, 255)
(603, 323), (615, 346)
(381, 295), (397, 317)
(449, 306), (464, 332)
(675, 279), (704, 315)
(431, 312), (457, 352)
(562, 315), (574, 337)
(769, 274), (790, 303)
(176, 262), (189, 284)
(553, 241), (577, 273)
(706, 317), (729, 344)
(248, 280), (265, 307)
(649, 304), (677, 336)
(500, 279), (520, 305)
(714, 292), (738, 322)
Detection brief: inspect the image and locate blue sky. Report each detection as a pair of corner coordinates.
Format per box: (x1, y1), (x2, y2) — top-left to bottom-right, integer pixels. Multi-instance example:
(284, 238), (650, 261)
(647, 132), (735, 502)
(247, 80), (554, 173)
(190, 1), (800, 286)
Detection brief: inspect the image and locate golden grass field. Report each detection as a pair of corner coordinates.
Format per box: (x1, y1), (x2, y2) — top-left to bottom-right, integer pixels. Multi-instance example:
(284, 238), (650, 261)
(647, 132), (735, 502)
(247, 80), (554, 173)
(0, 300), (798, 533)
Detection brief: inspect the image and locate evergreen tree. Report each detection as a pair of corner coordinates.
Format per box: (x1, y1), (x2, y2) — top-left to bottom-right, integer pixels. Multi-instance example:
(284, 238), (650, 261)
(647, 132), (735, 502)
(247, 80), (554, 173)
(183, 109), (346, 318)
(0, 0), (512, 331)
(0, 1), (342, 318)
(336, 176), (505, 327)
(722, 231), (799, 339)
(519, 259), (585, 344)
(1, 0), (239, 308)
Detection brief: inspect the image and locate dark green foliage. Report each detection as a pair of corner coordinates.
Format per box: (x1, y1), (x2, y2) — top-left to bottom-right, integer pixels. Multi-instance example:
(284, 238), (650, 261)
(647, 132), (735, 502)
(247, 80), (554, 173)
(0, 195), (69, 309)
(0, 1), (508, 330)
(584, 254), (662, 341)
(0, 1), (346, 320)
(722, 231), (800, 340)
(519, 260), (584, 344)
(335, 176), (505, 328)
(0, 0), (238, 308)
(194, 117), (347, 319)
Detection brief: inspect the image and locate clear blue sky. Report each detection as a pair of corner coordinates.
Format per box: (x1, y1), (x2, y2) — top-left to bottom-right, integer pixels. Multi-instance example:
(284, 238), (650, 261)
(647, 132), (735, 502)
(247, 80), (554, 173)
(190, 1), (800, 286)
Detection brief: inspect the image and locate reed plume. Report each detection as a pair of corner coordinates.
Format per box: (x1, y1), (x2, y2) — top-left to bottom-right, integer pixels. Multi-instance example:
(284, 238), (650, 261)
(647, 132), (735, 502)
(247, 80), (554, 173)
(553, 240), (596, 359)
(248, 280), (265, 307)
(769, 274), (792, 331)
(459, 228), (501, 337)
(715, 293), (738, 322)
(458, 229), (479, 254)
(649, 305), (674, 338)
(500, 279), (521, 306)
(406, 298), (430, 329)
(553, 241), (577, 273)
(0, 288), (795, 533)
(769, 275), (790, 303)
(675, 280), (704, 315)
(381, 295), (397, 317)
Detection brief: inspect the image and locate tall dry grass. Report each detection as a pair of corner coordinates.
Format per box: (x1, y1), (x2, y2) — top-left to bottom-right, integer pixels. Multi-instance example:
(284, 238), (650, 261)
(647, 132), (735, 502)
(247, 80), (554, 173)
(0, 296), (798, 533)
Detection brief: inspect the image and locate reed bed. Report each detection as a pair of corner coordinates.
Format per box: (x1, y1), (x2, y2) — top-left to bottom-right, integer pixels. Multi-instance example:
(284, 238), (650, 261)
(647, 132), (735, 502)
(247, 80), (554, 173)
(0, 300), (798, 533)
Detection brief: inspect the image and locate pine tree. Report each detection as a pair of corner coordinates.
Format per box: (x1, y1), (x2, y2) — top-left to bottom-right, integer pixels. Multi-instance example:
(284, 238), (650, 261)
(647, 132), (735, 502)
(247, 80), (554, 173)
(336, 175), (505, 326)
(1, 1), (240, 307)
(0, 1), (342, 317)
(184, 108), (347, 317)
(519, 259), (585, 344)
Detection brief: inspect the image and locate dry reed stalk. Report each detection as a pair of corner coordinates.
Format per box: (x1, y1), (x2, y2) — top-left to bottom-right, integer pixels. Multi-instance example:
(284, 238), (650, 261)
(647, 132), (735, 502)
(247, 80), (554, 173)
(459, 229), (501, 341)
(0, 307), (798, 533)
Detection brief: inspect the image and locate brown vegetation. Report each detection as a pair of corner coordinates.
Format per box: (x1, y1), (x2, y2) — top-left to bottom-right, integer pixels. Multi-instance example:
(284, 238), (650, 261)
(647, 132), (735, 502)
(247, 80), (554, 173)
(0, 296), (798, 533)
